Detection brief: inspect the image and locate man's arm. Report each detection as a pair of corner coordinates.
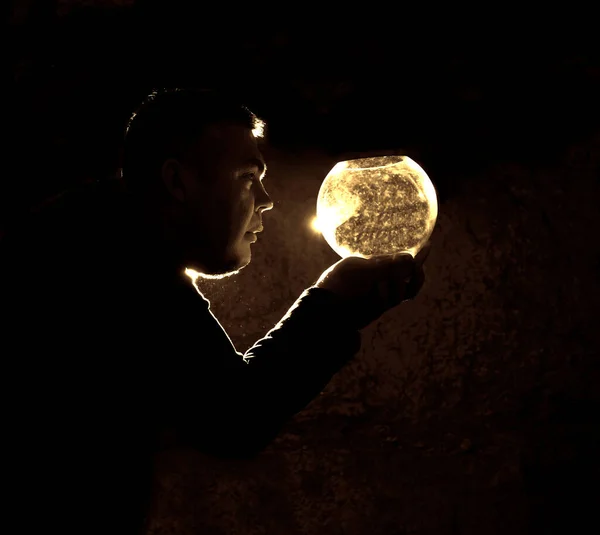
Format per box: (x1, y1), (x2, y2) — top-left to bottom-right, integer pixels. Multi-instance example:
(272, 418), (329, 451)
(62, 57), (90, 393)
(170, 285), (362, 459)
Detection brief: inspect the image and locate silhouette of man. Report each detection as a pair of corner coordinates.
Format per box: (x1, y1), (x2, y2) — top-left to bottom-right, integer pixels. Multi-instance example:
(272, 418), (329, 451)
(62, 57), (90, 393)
(1, 89), (429, 534)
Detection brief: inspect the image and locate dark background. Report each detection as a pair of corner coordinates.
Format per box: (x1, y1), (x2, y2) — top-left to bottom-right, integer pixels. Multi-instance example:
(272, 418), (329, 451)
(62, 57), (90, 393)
(6, 2), (600, 534)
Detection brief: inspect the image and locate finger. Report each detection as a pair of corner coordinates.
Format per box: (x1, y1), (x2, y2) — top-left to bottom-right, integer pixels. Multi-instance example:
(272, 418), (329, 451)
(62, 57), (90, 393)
(414, 241), (432, 267)
(393, 252), (416, 278)
(405, 265), (425, 300)
(375, 278), (394, 310)
(384, 257), (412, 307)
(386, 271), (405, 308)
(374, 252), (399, 264)
(384, 248), (428, 306)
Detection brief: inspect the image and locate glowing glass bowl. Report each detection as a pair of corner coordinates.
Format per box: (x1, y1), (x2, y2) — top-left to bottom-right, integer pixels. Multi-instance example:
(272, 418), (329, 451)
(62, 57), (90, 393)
(314, 155), (438, 259)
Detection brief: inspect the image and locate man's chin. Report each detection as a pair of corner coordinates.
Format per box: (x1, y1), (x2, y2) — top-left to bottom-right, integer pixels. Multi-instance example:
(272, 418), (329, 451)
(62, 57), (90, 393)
(184, 249), (250, 280)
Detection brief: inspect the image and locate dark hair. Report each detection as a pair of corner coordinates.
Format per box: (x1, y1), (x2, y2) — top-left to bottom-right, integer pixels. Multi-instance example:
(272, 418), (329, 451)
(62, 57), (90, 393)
(121, 88), (265, 192)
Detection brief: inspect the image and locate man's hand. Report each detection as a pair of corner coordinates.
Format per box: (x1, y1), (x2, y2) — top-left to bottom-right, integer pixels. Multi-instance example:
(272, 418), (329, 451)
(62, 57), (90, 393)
(314, 242), (432, 330)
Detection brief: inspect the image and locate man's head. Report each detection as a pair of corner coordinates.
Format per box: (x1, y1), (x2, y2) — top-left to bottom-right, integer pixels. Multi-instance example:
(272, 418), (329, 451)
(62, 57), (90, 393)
(122, 89), (273, 277)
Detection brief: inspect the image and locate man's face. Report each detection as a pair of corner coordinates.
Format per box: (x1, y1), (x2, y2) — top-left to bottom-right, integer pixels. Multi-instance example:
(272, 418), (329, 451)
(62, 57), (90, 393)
(170, 122), (273, 275)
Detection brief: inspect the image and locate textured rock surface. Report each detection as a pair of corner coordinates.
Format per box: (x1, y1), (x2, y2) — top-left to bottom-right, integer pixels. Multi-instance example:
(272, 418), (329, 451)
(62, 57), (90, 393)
(146, 136), (600, 534)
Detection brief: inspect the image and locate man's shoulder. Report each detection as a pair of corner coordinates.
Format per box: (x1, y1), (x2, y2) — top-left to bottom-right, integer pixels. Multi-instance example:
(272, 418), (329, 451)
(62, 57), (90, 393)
(1, 180), (135, 296)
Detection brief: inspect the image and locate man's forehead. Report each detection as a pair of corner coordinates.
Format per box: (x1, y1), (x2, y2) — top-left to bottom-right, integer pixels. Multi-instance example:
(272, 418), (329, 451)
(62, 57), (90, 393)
(202, 122), (256, 143)
(195, 122), (262, 159)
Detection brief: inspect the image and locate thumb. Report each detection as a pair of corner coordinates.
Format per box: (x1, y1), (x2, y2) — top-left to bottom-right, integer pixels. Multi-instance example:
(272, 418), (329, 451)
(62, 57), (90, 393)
(414, 241), (432, 267)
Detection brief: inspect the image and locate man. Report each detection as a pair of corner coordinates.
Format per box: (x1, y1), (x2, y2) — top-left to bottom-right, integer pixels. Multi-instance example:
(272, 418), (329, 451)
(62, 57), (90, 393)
(1, 89), (430, 534)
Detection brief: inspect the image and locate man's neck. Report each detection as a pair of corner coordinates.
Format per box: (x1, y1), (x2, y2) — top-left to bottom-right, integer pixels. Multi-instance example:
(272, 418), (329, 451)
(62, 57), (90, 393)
(123, 197), (190, 287)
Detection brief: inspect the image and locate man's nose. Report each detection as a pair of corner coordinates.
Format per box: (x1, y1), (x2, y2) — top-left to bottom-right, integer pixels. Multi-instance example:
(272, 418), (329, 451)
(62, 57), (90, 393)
(256, 184), (274, 212)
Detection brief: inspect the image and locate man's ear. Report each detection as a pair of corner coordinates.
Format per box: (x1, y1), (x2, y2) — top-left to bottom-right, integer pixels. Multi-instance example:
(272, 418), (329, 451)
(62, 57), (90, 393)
(160, 158), (186, 203)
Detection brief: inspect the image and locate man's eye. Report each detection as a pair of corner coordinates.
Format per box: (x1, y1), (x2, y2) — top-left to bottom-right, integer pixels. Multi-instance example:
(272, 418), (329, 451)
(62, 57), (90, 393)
(241, 172), (255, 182)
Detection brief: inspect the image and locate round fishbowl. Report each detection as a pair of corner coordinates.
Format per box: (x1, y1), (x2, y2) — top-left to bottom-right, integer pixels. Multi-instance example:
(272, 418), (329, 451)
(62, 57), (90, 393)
(314, 155), (438, 259)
